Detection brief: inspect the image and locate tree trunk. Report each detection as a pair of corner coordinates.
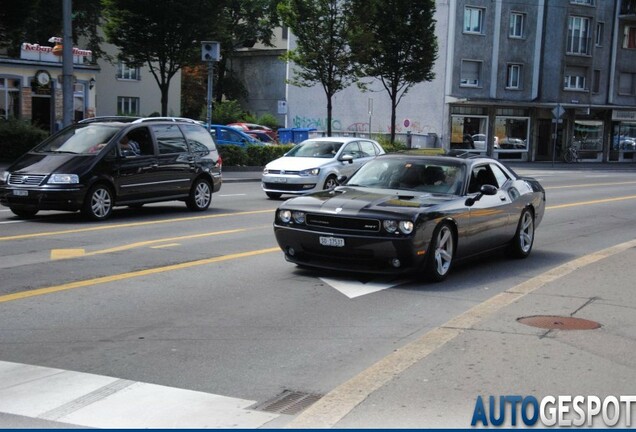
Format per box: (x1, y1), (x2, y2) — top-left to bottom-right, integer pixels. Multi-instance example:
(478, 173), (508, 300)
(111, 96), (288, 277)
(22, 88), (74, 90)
(390, 95), (397, 144)
(327, 95), (333, 136)
(160, 82), (169, 116)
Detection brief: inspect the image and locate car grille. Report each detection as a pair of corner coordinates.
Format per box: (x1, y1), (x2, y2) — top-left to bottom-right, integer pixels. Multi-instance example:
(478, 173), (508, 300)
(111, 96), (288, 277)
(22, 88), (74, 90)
(263, 182), (313, 191)
(267, 170), (301, 175)
(306, 214), (381, 232)
(8, 174), (47, 186)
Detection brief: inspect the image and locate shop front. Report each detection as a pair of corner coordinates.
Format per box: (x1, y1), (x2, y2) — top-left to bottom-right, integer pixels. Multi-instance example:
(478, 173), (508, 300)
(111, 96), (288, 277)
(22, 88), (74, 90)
(610, 110), (636, 162)
(0, 39), (98, 133)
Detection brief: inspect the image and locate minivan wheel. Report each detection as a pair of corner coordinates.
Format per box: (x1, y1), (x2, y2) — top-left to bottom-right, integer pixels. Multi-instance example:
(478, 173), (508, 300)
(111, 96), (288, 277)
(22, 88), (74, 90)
(10, 206), (39, 218)
(82, 184), (114, 221)
(186, 178), (212, 211)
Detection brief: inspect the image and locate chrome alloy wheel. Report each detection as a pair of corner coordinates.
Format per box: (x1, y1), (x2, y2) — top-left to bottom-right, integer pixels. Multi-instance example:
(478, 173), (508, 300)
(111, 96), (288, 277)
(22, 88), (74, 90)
(434, 224), (454, 277)
(518, 210), (534, 253)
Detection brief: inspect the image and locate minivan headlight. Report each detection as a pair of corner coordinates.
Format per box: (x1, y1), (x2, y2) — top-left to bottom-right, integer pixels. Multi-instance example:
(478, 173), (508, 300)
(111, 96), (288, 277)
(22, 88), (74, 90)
(48, 174), (79, 184)
(299, 168), (320, 176)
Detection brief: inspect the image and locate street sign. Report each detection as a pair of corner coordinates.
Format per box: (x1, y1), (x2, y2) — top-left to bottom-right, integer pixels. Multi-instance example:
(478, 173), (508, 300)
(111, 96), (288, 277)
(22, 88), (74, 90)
(552, 104), (565, 119)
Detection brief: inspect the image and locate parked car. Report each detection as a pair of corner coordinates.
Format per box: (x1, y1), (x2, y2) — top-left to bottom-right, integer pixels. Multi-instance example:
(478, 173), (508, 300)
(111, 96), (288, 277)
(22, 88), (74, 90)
(228, 122), (277, 141)
(471, 134), (499, 150)
(273, 153), (545, 281)
(0, 117), (222, 220)
(262, 137), (385, 199)
(208, 124), (266, 147)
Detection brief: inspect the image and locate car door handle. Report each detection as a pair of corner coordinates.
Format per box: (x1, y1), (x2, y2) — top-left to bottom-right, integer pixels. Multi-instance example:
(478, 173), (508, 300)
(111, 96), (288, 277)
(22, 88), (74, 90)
(140, 164), (158, 171)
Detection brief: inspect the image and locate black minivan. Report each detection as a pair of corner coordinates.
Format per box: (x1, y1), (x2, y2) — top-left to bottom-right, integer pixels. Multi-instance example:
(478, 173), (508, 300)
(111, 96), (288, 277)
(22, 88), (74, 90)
(0, 117), (222, 221)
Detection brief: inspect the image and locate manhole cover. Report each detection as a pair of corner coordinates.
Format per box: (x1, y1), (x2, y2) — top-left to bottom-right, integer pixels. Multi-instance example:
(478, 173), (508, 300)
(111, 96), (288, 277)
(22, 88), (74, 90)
(517, 315), (601, 330)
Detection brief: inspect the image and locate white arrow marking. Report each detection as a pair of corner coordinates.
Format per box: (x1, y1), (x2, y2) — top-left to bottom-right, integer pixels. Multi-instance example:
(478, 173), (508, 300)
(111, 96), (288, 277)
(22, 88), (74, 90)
(320, 276), (407, 298)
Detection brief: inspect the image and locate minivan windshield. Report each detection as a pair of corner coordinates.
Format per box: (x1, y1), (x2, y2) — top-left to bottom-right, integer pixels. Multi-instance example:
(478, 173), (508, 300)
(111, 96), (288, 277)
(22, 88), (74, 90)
(34, 124), (121, 154)
(285, 140), (343, 158)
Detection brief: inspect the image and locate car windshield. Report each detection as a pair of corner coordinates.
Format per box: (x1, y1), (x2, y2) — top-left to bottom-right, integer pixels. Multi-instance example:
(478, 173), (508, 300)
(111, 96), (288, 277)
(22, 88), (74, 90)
(34, 124), (121, 154)
(347, 159), (466, 195)
(285, 141), (343, 158)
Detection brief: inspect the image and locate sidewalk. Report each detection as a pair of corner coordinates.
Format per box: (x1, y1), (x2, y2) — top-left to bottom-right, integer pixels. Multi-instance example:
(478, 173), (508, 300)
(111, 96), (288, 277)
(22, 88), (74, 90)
(287, 240), (636, 428)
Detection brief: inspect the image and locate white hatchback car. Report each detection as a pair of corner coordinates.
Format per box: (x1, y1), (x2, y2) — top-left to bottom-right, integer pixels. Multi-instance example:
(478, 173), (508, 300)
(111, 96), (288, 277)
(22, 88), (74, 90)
(262, 137), (385, 199)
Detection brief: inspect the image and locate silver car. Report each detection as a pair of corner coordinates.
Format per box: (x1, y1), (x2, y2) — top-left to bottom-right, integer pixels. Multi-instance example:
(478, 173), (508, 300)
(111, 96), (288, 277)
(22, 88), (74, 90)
(262, 137), (385, 199)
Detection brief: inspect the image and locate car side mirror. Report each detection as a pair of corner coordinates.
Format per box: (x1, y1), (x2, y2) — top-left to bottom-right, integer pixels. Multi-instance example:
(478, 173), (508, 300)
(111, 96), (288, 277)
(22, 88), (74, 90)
(337, 175), (347, 185)
(340, 154), (354, 164)
(464, 184), (498, 207)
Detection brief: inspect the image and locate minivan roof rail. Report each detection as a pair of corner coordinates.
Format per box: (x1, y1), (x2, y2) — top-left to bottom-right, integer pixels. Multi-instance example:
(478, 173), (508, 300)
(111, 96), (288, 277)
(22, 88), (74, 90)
(79, 116), (140, 124)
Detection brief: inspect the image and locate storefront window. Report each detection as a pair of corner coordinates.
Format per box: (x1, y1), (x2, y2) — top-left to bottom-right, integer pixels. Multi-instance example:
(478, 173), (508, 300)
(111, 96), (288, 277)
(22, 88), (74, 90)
(450, 115), (488, 151)
(573, 120), (603, 151)
(0, 77), (21, 119)
(611, 122), (636, 162)
(494, 117), (529, 151)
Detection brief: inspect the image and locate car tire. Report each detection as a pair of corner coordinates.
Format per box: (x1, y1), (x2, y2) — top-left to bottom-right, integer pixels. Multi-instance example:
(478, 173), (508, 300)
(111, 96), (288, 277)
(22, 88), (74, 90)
(10, 206), (39, 218)
(82, 183), (114, 221)
(323, 175), (338, 189)
(186, 178), (212, 211)
(510, 208), (534, 258)
(425, 222), (455, 282)
(266, 192), (282, 199)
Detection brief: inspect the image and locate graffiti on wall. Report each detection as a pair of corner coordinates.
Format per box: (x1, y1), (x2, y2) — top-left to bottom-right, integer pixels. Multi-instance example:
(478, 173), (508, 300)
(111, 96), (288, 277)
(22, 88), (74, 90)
(292, 114), (434, 135)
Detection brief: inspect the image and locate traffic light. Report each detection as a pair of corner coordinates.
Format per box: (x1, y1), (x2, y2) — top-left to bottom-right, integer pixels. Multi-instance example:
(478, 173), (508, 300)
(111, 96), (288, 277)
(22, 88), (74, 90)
(201, 41), (221, 62)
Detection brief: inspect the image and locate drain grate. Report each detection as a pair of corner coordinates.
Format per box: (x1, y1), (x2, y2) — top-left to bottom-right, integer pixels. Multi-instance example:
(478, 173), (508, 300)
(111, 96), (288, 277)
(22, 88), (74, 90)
(517, 315), (601, 330)
(251, 390), (322, 415)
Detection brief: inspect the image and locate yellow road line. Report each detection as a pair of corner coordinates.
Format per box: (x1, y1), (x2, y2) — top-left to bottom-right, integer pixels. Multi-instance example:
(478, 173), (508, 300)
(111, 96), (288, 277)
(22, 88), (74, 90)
(0, 209), (273, 242)
(0, 247), (280, 304)
(545, 181), (636, 190)
(546, 194), (636, 210)
(286, 238), (636, 428)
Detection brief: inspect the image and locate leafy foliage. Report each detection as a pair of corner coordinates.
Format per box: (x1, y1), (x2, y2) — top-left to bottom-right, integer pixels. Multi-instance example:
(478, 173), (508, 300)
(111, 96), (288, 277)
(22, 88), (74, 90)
(0, 119), (48, 162)
(102, 0), (221, 116)
(218, 144), (293, 166)
(350, 0), (438, 143)
(278, 0), (357, 135)
(210, 100), (246, 125)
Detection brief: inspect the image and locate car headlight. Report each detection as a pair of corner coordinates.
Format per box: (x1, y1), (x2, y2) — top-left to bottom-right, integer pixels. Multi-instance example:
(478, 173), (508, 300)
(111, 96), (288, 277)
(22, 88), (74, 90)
(299, 168), (320, 176)
(383, 220), (398, 233)
(47, 174), (79, 184)
(383, 220), (414, 234)
(292, 211), (306, 224)
(0, 171), (8, 183)
(278, 209), (292, 223)
(263, 167), (269, 175)
(399, 221), (414, 234)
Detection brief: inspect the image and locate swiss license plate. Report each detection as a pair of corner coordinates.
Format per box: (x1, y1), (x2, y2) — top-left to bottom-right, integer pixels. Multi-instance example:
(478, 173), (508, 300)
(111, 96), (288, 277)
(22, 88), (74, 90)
(13, 190), (28, 197)
(319, 236), (345, 247)
(272, 177), (287, 183)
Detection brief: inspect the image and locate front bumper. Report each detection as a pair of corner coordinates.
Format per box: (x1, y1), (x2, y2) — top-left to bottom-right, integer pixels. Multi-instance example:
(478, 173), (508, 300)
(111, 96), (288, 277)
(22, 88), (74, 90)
(0, 185), (87, 211)
(273, 224), (429, 274)
(262, 173), (320, 195)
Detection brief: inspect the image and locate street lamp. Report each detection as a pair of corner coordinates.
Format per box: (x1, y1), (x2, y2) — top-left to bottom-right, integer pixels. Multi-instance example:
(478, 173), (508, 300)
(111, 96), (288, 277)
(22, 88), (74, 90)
(201, 41), (221, 131)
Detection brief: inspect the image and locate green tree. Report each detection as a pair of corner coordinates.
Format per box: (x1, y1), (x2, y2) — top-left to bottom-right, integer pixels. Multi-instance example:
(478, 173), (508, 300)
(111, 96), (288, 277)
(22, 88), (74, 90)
(0, 0), (103, 59)
(278, 0), (357, 136)
(102, 0), (220, 116)
(350, 0), (438, 143)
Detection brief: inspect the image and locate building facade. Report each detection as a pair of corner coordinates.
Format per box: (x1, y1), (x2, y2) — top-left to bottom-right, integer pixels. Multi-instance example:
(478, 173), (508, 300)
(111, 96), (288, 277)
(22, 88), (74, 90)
(258, 0), (636, 162)
(0, 36), (181, 135)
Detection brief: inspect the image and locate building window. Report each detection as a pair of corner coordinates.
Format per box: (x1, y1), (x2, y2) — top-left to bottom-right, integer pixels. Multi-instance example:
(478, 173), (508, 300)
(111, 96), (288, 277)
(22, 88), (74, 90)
(595, 22), (604, 46)
(567, 16), (591, 55)
(464, 7), (484, 34)
(618, 73), (635, 95)
(494, 117), (529, 151)
(510, 13), (524, 38)
(592, 69), (601, 93)
(116, 62), (140, 80)
(460, 60), (482, 87)
(564, 66), (587, 90)
(450, 115), (488, 151)
(117, 96), (140, 115)
(0, 77), (20, 119)
(506, 64), (522, 89)
(623, 26), (636, 49)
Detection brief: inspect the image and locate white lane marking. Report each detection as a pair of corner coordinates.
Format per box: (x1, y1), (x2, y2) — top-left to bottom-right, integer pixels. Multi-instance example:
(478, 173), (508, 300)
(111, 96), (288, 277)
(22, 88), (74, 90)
(320, 277), (407, 298)
(0, 220), (24, 224)
(0, 360), (278, 428)
(219, 194), (247, 197)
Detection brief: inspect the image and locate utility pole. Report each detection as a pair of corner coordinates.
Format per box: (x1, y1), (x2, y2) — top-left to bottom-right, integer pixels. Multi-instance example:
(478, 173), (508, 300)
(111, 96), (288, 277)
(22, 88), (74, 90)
(201, 42), (221, 131)
(62, 0), (73, 127)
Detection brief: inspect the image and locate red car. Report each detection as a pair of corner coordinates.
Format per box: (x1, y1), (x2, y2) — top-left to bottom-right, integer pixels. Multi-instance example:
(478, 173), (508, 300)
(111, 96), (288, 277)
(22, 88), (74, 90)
(227, 122), (277, 141)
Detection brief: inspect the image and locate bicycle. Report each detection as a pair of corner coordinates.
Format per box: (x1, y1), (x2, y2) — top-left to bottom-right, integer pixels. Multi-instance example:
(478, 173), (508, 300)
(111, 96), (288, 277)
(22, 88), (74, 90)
(563, 144), (579, 163)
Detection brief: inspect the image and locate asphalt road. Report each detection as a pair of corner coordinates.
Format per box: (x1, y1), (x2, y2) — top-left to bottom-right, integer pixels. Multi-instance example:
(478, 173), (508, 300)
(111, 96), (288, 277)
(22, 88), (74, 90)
(0, 166), (635, 428)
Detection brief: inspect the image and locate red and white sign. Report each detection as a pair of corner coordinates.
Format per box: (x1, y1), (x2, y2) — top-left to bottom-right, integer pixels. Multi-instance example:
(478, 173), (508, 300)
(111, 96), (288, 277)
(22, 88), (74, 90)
(21, 42), (92, 64)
